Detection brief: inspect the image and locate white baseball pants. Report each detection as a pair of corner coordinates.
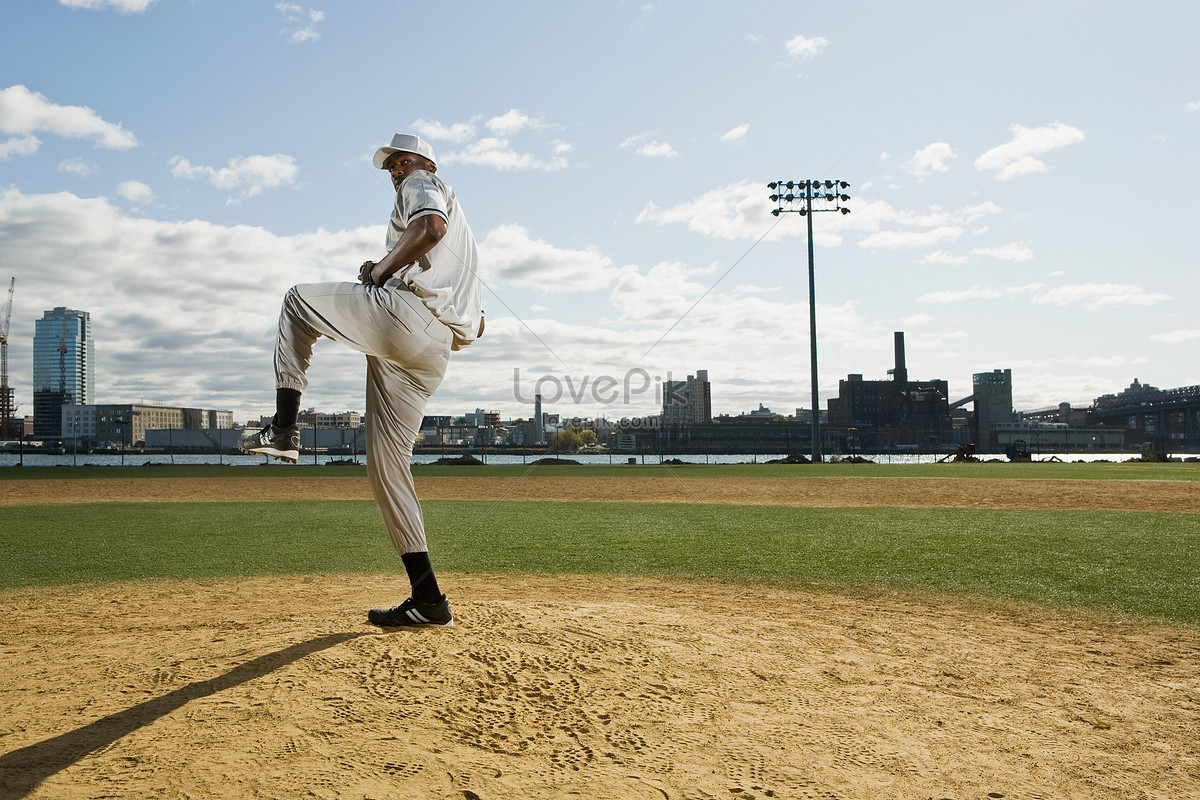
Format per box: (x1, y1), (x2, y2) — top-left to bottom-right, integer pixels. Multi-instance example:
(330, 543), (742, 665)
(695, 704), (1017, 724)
(273, 281), (452, 554)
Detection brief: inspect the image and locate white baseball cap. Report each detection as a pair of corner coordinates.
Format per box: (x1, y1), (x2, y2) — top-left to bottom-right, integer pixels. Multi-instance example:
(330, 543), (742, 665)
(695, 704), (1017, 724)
(372, 133), (437, 169)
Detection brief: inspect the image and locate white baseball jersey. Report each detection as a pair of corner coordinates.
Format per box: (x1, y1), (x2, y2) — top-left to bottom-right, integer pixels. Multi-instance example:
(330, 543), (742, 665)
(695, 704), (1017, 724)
(386, 170), (483, 351)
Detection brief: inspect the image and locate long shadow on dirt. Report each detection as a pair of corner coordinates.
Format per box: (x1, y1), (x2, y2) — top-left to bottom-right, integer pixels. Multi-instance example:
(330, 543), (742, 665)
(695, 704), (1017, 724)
(0, 631), (367, 799)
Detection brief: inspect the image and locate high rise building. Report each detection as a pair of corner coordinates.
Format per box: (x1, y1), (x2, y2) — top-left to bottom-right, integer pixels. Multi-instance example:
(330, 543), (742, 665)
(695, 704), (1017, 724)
(33, 307), (94, 438)
(533, 393), (545, 445)
(972, 368), (1014, 446)
(661, 370), (712, 426)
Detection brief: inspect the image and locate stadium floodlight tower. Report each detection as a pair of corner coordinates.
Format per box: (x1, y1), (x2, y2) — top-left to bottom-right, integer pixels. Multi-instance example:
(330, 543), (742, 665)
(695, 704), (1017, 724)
(768, 179), (851, 463)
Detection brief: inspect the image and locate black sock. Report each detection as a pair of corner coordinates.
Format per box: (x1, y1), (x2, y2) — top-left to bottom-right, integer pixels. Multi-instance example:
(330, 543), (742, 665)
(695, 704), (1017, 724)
(401, 551), (442, 603)
(274, 388), (301, 428)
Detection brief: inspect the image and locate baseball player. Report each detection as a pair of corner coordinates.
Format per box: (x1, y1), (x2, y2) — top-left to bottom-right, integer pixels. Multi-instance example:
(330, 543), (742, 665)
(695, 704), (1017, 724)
(239, 133), (483, 628)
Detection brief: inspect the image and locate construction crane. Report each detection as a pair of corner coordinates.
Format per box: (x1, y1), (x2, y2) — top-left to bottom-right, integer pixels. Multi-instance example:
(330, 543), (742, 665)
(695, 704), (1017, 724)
(58, 317), (70, 400)
(1, 277), (13, 439)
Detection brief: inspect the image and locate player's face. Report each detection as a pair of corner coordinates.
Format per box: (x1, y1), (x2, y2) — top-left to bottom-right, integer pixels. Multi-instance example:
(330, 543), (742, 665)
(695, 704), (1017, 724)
(384, 152), (434, 189)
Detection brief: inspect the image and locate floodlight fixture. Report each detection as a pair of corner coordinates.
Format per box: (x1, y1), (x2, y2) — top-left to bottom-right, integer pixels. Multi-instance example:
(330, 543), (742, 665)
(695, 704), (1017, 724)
(765, 177), (852, 463)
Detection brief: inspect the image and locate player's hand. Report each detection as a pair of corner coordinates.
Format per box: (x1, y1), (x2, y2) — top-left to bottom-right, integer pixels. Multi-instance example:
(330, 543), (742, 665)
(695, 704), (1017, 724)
(359, 261), (376, 285)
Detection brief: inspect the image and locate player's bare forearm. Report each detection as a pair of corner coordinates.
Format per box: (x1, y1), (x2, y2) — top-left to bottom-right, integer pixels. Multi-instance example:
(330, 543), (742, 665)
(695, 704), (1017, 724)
(368, 215), (448, 285)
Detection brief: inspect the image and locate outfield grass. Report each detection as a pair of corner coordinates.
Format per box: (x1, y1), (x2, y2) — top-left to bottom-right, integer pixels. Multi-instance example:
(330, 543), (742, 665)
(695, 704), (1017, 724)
(2, 499), (1196, 625)
(1, 460), (1197, 481)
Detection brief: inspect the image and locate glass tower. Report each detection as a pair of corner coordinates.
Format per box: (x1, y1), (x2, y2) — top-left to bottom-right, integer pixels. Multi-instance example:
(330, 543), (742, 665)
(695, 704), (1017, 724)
(33, 307), (94, 438)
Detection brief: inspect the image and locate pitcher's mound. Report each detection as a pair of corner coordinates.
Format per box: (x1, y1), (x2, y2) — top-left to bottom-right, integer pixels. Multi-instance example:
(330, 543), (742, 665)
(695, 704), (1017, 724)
(2, 574), (1197, 799)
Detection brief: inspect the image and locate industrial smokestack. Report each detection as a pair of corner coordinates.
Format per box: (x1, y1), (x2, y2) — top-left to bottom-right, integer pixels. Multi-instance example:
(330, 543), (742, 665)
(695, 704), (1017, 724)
(534, 393), (545, 445)
(893, 332), (908, 385)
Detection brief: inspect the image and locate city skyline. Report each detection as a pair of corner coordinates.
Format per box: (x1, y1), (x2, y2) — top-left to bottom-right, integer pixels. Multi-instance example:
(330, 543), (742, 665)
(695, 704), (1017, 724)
(16, 306), (1187, 428)
(1, 3), (1197, 425)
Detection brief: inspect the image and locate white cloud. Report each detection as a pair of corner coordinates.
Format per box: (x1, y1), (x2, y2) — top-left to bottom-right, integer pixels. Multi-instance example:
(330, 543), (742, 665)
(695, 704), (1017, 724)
(903, 142), (955, 178)
(1187, 100), (1200, 112)
(117, 180), (154, 205)
(1006, 282), (1046, 296)
(411, 112), (570, 170)
(479, 224), (617, 292)
(0, 85), (137, 151)
(620, 132), (678, 158)
(486, 109), (546, 137)
(957, 201), (1003, 224)
(636, 140), (678, 158)
(0, 187), (381, 420)
(1031, 283), (1169, 310)
(1076, 355), (1150, 368)
(849, 198), (1001, 253)
(902, 313), (935, 326)
(1150, 329), (1200, 344)
(410, 118), (478, 144)
(721, 124), (750, 142)
(641, 185), (996, 252)
(906, 330), (969, 353)
(859, 226), (962, 250)
(608, 261), (859, 348)
(921, 250), (968, 264)
(275, 2), (325, 43)
(169, 153), (299, 199)
(441, 137), (567, 171)
(58, 0), (156, 11)
(899, 205), (994, 228)
(784, 34), (828, 61)
(970, 242), (1034, 262)
(975, 122), (1085, 181)
(917, 285), (1003, 303)
(0, 134), (40, 160)
(58, 157), (95, 175)
(609, 262), (711, 326)
(637, 180), (777, 241)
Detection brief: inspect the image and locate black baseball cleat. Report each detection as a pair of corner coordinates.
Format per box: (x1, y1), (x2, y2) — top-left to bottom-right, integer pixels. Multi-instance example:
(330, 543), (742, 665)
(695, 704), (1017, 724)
(367, 595), (454, 628)
(237, 422), (300, 463)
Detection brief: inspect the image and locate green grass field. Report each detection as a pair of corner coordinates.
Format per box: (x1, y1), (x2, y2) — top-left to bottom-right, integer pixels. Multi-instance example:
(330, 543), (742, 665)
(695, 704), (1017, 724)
(2, 489), (1197, 625)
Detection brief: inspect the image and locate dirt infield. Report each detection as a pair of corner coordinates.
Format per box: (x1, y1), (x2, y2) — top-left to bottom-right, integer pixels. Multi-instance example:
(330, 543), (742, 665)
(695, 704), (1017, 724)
(4, 474), (1200, 512)
(2, 475), (1198, 799)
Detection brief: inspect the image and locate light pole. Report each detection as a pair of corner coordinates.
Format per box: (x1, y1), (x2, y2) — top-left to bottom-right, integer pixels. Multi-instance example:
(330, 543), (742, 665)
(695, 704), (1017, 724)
(768, 179), (851, 463)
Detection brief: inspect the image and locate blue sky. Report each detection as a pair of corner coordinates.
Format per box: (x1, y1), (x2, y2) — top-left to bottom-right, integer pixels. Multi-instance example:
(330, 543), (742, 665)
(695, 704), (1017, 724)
(1, 1), (1197, 425)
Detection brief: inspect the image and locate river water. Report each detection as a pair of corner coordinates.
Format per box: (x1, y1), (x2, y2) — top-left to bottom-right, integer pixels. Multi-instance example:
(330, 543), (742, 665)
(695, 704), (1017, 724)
(0, 451), (1143, 468)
